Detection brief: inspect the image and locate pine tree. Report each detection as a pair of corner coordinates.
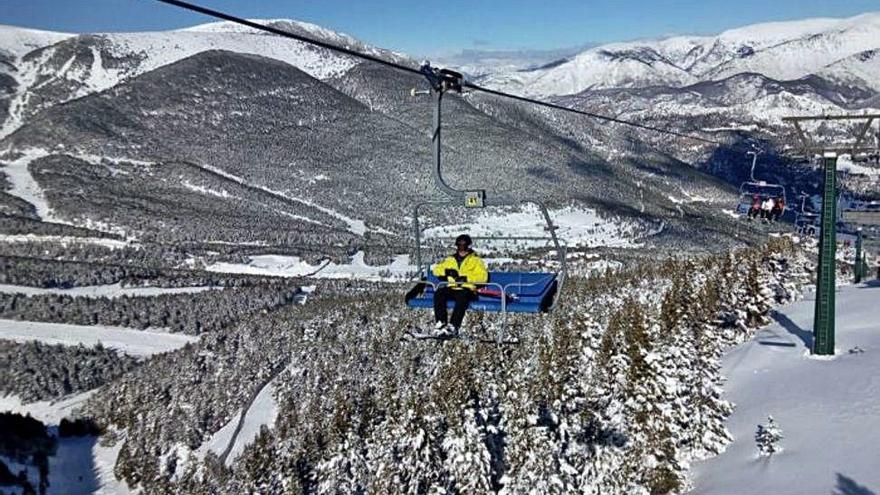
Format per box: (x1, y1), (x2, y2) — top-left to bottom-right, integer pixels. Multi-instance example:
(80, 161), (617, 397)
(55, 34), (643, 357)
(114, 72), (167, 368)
(755, 415), (783, 457)
(442, 403), (493, 494)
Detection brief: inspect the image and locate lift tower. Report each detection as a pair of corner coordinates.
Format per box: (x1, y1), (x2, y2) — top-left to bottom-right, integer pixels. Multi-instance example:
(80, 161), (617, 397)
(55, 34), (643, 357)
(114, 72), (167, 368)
(782, 114), (880, 355)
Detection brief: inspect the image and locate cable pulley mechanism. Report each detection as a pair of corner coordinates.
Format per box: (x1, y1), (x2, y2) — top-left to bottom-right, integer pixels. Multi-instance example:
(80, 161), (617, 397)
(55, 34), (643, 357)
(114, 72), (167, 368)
(419, 63), (464, 93)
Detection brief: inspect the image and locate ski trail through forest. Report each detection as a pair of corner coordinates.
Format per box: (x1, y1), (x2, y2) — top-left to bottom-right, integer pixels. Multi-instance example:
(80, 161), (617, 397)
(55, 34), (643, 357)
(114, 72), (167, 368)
(692, 282), (880, 495)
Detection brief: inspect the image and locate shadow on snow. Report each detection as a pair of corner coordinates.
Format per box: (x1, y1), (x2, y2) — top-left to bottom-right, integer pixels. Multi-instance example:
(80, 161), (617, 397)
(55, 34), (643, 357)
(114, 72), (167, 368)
(834, 473), (877, 495)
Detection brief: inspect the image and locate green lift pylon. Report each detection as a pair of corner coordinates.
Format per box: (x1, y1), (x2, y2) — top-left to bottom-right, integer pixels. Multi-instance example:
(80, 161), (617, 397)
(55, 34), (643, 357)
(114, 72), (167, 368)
(783, 114), (880, 356)
(812, 153), (838, 355)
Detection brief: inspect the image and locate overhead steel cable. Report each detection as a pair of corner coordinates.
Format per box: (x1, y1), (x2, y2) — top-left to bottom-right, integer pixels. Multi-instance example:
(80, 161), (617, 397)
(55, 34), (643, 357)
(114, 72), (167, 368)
(154, 0), (423, 75)
(154, 0), (729, 146)
(461, 81), (726, 145)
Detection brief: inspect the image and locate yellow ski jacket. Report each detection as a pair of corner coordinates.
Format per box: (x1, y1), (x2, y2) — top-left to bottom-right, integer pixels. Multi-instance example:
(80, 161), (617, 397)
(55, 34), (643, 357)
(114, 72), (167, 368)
(432, 251), (489, 291)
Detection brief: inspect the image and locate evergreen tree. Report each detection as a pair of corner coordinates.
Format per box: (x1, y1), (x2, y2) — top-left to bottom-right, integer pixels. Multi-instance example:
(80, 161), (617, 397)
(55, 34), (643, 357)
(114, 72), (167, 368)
(755, 415), (783, 457)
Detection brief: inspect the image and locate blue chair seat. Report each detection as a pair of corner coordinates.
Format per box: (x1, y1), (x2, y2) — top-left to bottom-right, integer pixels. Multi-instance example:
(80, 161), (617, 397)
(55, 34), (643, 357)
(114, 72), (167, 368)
(406, 271), (558, 313)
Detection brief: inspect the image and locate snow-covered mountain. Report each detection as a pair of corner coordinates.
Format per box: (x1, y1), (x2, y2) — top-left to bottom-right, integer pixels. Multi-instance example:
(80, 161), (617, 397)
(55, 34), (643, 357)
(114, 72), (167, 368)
(476, 12), (880, 97)
(1, 17), (756, 252)
(0, 20), (412, 138)
(1, 13), (878, 495)
(0, 25), (72, 58)
(0, 13), (877, 255)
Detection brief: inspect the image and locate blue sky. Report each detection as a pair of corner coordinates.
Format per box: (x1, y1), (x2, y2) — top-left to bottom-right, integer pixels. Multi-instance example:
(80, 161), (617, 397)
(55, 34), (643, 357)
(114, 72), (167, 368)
(2, 0), (878, 56)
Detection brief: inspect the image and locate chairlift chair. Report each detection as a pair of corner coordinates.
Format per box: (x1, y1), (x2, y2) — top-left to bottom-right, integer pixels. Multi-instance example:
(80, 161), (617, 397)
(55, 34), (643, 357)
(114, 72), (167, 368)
(735, 150), (787, 217)
(407, 209), (566, 318)
(795, 194), (819, 236)
(403, 63), (566, 341)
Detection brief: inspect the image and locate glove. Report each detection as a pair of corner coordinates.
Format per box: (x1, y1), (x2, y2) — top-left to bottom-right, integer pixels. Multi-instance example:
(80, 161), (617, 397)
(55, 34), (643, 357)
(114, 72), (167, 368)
(444, 268), (459, 278)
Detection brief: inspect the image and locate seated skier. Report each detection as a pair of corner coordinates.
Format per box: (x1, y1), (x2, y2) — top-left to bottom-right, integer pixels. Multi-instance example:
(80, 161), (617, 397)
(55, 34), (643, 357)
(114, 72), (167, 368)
(761, 196), (775, 222)
(431, 234), (488, 336)
(771, 195), (785, 222)
(748, 194), (762, 220)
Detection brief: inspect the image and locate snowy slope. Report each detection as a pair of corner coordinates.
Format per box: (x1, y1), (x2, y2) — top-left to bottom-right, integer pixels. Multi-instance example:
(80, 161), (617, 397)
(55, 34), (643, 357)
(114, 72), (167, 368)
(423, 205), (641, 249)
(819, 48), (880, 92)
(206, 251), (416, 281)
(479, 12), (880, 97)
(0, 392), (131, 495)
(195, 378), (280, 467)
(0, 282), (219, 298)
(0, 24), (71, 57)
(0, 19), (411, 138)
(0, 319), (198, 356)
(691, 282), (880, 494)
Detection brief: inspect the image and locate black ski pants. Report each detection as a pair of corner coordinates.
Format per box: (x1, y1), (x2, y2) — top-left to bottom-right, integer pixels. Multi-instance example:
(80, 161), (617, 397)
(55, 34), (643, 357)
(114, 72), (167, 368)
(434, 287), (477, 328)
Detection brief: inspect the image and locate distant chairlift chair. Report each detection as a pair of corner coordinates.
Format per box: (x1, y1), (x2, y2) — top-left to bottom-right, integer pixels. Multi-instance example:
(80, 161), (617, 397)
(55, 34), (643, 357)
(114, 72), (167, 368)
(736, 150), (787, 218)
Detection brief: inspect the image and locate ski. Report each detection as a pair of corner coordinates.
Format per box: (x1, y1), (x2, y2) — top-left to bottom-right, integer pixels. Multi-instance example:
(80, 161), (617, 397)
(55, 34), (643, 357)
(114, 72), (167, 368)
(404, 326), (519, 345)
(405, 326), (468, 341)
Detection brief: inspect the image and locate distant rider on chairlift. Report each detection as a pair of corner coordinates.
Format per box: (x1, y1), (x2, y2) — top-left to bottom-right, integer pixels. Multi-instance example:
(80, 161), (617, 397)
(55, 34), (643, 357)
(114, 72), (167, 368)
(771, 195), (785, 222)
(431, 234), (488, 336)
(748, 194), (762, 220)
(761, 196), (775, 222)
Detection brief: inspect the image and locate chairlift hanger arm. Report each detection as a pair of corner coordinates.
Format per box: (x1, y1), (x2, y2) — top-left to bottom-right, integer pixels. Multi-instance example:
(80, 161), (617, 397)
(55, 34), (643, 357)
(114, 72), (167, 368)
(746, 150), (761, 182)
(783, 114), (880, 157)
(412, 63), (486, 203)
(852, 117), (876, 156)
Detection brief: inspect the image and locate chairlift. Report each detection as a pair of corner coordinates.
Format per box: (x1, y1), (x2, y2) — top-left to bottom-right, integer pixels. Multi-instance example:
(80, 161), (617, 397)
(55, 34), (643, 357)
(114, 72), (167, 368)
(735, 150), (787, 217)
(403, 63), (566, 341)
(795, 194), (819, 236)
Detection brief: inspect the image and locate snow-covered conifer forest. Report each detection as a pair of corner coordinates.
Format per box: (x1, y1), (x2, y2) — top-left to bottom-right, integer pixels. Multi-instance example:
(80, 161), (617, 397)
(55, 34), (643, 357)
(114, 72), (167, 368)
(0, 8), (878, 495)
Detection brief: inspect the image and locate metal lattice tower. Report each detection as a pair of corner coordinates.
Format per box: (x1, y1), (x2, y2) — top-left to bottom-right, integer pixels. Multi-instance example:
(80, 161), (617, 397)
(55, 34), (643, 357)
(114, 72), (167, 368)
(782, 114), (880, 355)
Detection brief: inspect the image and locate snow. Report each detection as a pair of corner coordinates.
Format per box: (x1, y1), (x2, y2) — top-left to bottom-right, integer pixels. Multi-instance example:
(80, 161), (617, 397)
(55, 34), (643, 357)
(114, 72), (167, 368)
(820, 48), (880, 92)
(207, 251), (416, 281)
(0, 391), (131, 495)
(101, 29), (354, 84)
(195, 376), (280, 466)
(181, 180), (233, 199)
(0, 319), (198, 357)
(0, 282), (219, 298)
(0, 149), (139, 235)
(0, 391), (96, 427)
(0, 453), (39, 494)
(47, 436), (101, 494)
(837, 154), (880, 177)
(424, 205), (638, 249)
(691, 282), (880, 495)
(0, 148), (54, 220)
(0, 24), (72, 57)
(481, 12), (880, 97)
(0, 233), (130, 250)
(196, 162), (371, 234)
(0, 18), (401, 138)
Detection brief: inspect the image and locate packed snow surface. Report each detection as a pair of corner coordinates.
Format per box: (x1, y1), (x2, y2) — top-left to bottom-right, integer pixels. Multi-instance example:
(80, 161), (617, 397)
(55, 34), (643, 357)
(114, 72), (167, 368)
(0, 319), (197, 356)
(196, 379), (280, 467)
(206, 251), (416, 280)
(0, 233), (130, 249)
(0, 391), (96, 426)
(424, 205), (638, 248)
(1, 148), (55, 220)
(0, 392), (130, 495)
(197, 163), (371, 235)
(0, 283), (218, 298)
(691, 282), (880, 495)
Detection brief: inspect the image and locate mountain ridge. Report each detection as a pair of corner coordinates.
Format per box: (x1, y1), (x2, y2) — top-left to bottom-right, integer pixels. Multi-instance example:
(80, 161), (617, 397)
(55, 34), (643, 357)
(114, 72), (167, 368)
(475, 11), (880, 98)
